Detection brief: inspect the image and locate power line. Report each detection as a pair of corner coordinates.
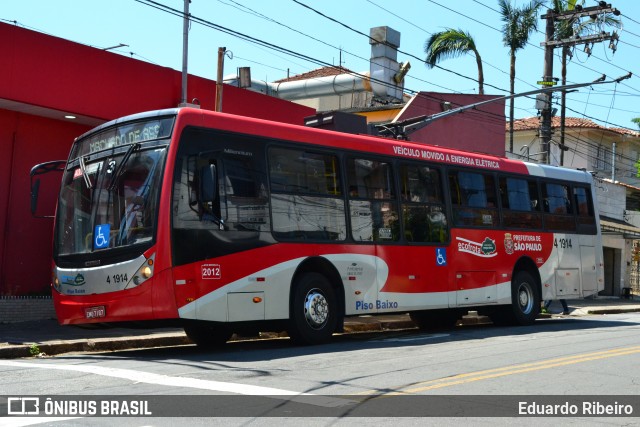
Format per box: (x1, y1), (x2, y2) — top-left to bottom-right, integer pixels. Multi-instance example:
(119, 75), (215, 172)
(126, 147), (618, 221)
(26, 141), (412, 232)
(135, 0), (408, 98)
(369, 0), (639, 125)
(622, 12), (640, 27)
(249, 0), (639, 131)
(291, 0), (515, 96)
(364, 0), (541, 93)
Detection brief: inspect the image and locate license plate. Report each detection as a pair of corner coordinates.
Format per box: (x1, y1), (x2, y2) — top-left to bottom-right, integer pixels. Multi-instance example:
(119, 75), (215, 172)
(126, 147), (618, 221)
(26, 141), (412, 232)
(85, 306), (106, 319)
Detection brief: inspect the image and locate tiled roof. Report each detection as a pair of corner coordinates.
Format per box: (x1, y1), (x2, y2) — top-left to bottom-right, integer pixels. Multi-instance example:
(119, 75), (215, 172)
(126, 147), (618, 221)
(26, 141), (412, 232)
(510, 116), (639, 137)
(273, 66), (355, 83)
(610, 127), (640, 136)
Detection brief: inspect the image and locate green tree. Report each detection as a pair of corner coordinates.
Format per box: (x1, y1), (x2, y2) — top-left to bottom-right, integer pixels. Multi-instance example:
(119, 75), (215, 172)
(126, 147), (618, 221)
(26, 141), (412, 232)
(500, 0), (542, 154)
(632, 118), (640, 130)
(424, 28), (484, 95)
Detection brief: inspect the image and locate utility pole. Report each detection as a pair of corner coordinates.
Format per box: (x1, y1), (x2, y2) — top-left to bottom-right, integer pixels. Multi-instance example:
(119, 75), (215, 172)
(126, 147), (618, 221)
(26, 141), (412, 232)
(560, 46), (569, 167)
(180, 0), (190, 106)
(215, 47), (226, 112)
(539, 10), (556, 165)
(539, 2), (620, 165)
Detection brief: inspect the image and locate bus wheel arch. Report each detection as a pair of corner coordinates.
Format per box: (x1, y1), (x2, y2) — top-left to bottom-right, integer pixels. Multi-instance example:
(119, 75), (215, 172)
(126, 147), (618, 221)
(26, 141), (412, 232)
(491, 257), (541, 326)
(510, 257), (541, 325)
(287, 257), (344, 345)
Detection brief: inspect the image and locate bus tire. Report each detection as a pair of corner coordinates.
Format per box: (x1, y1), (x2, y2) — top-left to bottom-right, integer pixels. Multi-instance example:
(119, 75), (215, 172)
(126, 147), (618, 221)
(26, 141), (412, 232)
(184, 323), (233, 349)
(288, 272), (338, 345)
(504, 270), (540, 326)
(410, 309), (461, 330)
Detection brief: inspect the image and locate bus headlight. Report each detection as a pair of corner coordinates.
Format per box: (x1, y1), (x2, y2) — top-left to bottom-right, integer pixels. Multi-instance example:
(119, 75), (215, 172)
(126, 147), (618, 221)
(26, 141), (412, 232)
(128, 254), (155, 288)
(52, 273), (61, 292)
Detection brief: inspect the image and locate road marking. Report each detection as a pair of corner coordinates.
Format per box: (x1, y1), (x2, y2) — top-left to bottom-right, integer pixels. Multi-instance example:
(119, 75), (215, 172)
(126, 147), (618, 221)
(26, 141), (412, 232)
(0, 360), (353, 407)
(357, 345), (640, 395)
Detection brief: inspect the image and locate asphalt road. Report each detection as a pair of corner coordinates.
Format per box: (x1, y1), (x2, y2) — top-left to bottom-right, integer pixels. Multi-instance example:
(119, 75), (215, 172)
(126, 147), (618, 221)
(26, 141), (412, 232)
(1, 312), (640, 425)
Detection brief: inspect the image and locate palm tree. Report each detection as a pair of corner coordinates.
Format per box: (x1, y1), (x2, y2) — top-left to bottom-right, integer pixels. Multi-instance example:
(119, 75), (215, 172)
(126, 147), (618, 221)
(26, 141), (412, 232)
(424, 28), (484, 95)
(499, 0), (542, 154)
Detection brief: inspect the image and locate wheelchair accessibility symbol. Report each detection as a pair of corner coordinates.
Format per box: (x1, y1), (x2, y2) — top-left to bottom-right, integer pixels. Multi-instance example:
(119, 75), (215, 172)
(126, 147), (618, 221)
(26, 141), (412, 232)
(436, 247), (447, 266)
(94, 224), (110, 249)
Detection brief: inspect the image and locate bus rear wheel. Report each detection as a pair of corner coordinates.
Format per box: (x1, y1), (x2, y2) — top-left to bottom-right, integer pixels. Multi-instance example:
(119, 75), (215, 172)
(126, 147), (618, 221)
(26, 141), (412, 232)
(494, 271), (540, 326)
(288, 272), (338, 345)
(184, 323), (233, 349)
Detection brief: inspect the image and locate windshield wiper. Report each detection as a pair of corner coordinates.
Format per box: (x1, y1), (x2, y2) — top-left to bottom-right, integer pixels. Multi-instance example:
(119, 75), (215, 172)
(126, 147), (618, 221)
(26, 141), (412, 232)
(78, 155), (93, 189)
(108, 142), (140, 190)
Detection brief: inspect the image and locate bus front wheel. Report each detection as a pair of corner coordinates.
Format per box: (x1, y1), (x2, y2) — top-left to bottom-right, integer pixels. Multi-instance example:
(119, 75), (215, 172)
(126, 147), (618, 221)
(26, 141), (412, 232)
(288, 272), (338, 345)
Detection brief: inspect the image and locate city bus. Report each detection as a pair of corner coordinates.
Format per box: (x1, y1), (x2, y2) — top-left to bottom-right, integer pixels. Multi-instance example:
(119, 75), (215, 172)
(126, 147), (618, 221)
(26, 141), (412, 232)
(33, 107), (604, 346)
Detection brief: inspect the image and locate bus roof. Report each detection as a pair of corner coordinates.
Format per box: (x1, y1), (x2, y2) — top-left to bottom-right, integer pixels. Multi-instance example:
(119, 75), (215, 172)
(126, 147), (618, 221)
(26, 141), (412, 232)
(78, 107), (595, 184)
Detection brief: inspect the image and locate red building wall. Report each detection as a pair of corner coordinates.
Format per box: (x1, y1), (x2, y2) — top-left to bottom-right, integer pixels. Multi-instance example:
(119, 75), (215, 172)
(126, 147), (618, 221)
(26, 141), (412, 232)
(0, 22), (315, 295)
(397, 92), (505, 157)
(0, 112), (90, 295)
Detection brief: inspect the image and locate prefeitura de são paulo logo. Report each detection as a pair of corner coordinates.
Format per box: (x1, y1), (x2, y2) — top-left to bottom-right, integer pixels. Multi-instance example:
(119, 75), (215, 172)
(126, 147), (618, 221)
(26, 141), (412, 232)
(504, 233), (514, 255)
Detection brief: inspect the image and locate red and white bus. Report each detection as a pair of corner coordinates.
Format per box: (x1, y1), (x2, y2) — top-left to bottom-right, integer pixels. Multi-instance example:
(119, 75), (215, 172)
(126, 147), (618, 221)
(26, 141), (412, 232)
(37, 107), (604, 346)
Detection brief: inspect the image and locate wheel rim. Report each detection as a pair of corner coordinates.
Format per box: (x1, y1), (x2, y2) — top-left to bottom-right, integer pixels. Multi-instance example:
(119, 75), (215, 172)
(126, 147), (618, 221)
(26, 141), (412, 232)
(517, 282), (534, 314)
(303, 288), (329, 330)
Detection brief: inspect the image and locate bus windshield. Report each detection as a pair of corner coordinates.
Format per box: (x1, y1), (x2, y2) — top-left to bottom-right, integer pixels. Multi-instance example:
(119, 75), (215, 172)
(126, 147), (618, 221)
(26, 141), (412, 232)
(55, 118), (173, 258)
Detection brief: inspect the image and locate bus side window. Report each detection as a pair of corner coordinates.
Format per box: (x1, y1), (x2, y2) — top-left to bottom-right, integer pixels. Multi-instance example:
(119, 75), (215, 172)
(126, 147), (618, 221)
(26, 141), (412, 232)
(449, 170), (498, 227)
(269, 146), (346, 241)
(347, 158), (399, 242)
(400, 163), (448, 243)
(543, 182), (576, 231)
(499, 176), (542, 229)
(221, 156), (269, 232)
(269, 155), (290, 191)
(574, 185), (596, 234)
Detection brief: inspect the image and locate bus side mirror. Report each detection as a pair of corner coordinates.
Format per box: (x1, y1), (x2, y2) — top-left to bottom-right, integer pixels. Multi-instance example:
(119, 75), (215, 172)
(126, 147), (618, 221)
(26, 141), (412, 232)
(29, 160), (65, 218)
(199, 163), (224, 229)
(200, 164), (217, 203)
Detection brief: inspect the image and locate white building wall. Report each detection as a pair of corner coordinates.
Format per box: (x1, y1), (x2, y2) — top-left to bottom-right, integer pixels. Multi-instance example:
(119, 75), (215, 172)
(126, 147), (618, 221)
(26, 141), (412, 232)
(596, 181), (626, 221)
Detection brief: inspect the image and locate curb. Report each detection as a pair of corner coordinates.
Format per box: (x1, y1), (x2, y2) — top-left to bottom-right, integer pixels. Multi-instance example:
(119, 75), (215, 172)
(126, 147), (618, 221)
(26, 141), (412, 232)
(0, 334), (192, 359)
(587, 307), (640, 315)
(0, 319), (415, 359)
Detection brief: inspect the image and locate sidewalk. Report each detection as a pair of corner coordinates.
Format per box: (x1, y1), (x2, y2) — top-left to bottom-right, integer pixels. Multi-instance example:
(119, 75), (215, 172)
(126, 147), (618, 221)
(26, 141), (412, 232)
(1, 297), (639, 359)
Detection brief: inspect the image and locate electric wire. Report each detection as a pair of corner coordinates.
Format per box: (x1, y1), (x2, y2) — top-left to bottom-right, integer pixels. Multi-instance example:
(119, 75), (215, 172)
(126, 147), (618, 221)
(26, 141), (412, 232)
(133, 0), (519, 127)
(7, 2), (638, 136)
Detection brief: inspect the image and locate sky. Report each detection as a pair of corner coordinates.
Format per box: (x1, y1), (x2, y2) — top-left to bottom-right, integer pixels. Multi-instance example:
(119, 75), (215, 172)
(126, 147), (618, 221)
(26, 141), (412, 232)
(3, 0), (640, 131)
